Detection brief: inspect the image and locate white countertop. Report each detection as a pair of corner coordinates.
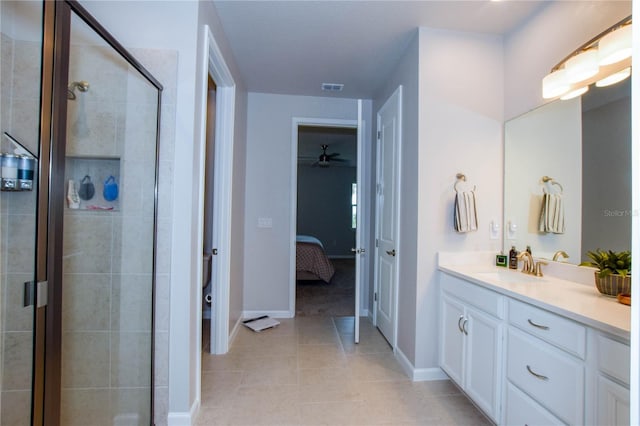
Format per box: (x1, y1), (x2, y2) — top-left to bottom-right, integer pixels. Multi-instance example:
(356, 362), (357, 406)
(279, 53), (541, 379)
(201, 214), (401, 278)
(439, 260), (631, 341)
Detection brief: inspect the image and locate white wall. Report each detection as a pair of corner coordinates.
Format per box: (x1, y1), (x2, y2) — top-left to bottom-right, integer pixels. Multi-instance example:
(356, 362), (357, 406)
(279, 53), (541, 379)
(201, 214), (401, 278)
(415, 27), (504, 370)
(372, 27), (504, 372)
(504, 1), (631, 120)
(244, 93), (362, 313)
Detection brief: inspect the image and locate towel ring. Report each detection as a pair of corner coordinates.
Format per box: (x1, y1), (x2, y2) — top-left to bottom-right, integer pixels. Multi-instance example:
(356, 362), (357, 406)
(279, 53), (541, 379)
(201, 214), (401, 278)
(455, 173), (476, 193)
(541, 176), (563, 194)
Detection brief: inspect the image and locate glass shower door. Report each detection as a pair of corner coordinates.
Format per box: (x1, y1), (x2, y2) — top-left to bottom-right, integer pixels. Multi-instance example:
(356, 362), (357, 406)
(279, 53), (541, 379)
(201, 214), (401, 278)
(59, 7), (161, 425)
(0, 2), (44, 424)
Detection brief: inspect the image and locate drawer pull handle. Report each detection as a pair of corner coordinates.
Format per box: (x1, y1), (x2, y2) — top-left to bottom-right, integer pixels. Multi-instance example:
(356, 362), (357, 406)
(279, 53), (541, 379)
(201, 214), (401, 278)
(458, 315), (464, 333)
(526, 365), (549, 381)
(462, 319), (468, 335)
(527, 319), (550, 330)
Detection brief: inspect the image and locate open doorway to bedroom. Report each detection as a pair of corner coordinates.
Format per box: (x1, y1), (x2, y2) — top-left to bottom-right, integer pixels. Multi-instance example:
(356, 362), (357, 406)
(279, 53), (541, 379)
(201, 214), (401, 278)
(295, 125), (357, 317)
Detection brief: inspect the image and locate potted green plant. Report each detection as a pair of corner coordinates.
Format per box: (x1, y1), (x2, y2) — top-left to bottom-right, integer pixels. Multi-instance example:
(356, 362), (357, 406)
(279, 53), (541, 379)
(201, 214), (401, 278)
(580, 249), (631, 296)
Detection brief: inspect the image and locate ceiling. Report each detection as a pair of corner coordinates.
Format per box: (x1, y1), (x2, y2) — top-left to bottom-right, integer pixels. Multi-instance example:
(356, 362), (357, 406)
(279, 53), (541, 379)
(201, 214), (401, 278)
(212, 0), (549, 98)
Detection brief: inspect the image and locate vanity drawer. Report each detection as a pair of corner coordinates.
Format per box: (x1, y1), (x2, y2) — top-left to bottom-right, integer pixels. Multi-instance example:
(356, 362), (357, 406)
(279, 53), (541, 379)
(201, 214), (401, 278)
(504, 382), (565, 426)
(508, 298), (586, 359)
(442, 274), (504, 318)
(507, 327), (584, 425)
(597, 334), (630, 385)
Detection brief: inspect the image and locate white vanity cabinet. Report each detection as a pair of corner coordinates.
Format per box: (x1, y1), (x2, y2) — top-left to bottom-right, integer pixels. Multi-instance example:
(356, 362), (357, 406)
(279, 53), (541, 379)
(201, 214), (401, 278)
(440, 274), (504, 422)
(438, 265), (631, 426)
(593, 334), (630, 426)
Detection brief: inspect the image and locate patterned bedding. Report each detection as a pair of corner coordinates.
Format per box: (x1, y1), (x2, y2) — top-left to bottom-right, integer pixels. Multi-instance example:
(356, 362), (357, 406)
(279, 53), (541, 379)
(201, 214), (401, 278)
(296, 236), (335, 283)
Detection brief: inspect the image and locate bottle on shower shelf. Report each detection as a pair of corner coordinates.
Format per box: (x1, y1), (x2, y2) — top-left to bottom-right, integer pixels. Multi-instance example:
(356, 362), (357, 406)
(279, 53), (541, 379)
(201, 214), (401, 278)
(67, 179), (80, 209)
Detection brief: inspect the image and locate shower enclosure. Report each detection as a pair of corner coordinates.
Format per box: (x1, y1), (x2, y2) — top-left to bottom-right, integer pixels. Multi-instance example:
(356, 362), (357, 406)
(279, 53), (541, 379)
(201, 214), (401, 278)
(0, 1), (162, 424)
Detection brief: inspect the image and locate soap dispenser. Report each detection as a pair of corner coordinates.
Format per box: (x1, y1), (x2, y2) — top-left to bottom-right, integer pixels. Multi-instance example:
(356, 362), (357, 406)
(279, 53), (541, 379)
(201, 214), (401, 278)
(509, 246), (518, 269)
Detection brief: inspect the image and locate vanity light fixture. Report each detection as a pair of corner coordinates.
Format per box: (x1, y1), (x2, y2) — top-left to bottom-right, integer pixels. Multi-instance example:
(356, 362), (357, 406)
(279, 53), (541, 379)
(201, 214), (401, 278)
(598, 24), (632, 66)
(596, 66), (631, 87)
(542, 16), (632, 100)
(565, 49), (599, 83)
(560, 86), (589, 101)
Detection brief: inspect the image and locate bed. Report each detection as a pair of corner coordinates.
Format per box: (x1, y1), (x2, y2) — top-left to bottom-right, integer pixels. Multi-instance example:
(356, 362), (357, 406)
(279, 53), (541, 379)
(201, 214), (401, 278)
(296, 235), (335, 283)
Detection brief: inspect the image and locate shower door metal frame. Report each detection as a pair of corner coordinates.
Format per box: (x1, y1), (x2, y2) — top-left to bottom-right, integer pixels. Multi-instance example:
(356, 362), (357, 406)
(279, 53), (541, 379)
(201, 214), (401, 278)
(38, 1), (164, 424)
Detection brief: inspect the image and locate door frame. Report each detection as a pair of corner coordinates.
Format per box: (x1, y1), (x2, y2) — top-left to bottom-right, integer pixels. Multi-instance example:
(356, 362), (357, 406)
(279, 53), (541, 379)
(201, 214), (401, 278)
(195, 24), (236, 362)
(372, 85), (402, 352)
(289, 117), (363, 317)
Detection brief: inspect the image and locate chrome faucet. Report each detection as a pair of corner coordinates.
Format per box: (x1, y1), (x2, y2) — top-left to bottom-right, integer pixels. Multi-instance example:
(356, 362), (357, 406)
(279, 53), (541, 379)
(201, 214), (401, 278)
(517, 252), (534, 274)
(552, 250), (569, 262)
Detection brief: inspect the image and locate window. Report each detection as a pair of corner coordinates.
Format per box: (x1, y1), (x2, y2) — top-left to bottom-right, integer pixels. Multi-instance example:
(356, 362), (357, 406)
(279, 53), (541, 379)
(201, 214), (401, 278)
(351, 183), (357, 229)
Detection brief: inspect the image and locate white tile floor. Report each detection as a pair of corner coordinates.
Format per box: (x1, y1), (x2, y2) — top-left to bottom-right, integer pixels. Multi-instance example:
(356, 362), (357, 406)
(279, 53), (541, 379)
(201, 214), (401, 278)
(197, 316), (491, 425)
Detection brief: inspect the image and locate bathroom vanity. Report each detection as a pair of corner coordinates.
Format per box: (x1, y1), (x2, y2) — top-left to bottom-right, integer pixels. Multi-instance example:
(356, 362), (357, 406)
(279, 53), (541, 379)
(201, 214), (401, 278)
(438, 253), (630, 425)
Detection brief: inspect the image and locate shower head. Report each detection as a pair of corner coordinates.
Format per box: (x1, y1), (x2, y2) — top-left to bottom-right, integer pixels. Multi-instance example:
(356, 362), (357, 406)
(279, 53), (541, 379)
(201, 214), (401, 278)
(67, 80), (90, 100)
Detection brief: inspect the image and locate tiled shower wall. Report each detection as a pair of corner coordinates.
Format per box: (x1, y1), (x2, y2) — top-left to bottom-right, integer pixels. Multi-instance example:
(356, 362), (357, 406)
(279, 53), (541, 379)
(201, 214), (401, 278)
(0, 33), (41, 426)
(0, 30), (176, 424)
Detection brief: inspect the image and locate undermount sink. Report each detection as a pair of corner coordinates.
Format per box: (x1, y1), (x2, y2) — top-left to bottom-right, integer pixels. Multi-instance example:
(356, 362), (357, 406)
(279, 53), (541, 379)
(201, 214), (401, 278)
(473, 270), (547, 284)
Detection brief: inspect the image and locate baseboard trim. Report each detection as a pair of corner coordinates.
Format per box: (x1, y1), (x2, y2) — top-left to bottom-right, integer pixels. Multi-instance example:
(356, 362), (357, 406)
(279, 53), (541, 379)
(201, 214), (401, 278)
(413, 367), (448, 381)
(167, 398), (200, 426)
(395, 348), (448, 382)
(243, 310), (294, 319)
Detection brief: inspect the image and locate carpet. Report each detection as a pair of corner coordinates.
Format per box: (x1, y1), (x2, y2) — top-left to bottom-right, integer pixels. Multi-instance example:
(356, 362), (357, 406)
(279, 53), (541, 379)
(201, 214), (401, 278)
(296, 258), (355, 317)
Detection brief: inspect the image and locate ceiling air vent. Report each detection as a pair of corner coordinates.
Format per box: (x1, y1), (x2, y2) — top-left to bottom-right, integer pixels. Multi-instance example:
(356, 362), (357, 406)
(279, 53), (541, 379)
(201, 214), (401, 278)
(321, 83), (344, 92)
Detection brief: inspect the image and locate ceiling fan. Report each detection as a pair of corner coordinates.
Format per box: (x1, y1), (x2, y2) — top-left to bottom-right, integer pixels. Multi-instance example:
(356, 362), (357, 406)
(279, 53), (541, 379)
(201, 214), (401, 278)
(313, 144), (347, 168)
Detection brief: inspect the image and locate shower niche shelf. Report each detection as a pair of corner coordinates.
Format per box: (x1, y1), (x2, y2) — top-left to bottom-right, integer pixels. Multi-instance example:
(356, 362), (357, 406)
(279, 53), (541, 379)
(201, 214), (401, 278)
(65, 155), (120, 211)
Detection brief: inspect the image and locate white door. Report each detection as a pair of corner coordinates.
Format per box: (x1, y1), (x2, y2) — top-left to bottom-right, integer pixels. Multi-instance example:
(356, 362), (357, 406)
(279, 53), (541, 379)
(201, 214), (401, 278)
(374, 86), (402, 345)
(440, 293), (466, 385)
(353, 100), (365, 343)
(205, 85), (219, 353)
(465, 306), (502, 421)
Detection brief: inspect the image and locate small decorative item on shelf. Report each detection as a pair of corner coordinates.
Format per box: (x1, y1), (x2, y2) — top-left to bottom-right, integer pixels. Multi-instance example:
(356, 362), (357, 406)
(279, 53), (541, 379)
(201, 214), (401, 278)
(78, 175), (95, 200)
(103, 175), (118, 202)
(580, 249), (631, 297)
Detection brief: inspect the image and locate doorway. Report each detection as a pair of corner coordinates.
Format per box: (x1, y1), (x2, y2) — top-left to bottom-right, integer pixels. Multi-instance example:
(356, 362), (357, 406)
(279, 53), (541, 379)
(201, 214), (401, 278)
(295, 125), (357, 317)
(202, 76), (216, 354)
(0, 1), (163, 423)
(290, 112), (368, 342)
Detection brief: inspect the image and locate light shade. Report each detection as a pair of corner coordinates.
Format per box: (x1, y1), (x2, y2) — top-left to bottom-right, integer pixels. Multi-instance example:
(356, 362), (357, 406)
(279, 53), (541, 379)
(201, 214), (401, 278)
(595, 67), (631, 87)
(560, 86), (589, 100)
(598, 24), (632, 65)
(542, 69), (569, 99)
(565, 49), (599, 83)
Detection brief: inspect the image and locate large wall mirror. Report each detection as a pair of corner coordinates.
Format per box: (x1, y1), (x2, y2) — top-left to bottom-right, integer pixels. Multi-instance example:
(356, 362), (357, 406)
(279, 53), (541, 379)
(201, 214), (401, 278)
(504, 78), (631, 264)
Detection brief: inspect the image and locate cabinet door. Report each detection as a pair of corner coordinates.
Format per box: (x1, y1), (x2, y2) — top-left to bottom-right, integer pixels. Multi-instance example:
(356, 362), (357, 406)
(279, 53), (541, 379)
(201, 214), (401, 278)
(596, 375), (630, 426)
(466, 306), (502, 422)
(440, 293), (465, 385)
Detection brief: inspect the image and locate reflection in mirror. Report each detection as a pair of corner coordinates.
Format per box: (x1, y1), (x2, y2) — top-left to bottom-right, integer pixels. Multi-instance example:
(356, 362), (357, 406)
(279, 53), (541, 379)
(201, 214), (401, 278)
(504, 79), (630, 264)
